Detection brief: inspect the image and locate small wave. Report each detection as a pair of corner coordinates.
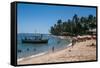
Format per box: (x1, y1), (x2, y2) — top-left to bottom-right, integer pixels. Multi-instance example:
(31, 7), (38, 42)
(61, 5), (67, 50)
(67, 43), (72, 47)
(18, 52), (47, 62)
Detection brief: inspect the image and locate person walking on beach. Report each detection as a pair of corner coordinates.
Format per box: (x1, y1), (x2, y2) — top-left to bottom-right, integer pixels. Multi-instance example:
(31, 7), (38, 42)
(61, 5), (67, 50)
(72, 39), (76, 48)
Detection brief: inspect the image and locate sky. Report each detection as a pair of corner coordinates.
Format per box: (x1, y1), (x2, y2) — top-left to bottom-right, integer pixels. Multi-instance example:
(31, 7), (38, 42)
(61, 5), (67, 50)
(17, 3), (96, 34)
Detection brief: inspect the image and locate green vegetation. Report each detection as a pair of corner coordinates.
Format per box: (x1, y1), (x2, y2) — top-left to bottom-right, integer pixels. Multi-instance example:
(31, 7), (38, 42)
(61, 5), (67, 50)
(50, 14), (96, 36)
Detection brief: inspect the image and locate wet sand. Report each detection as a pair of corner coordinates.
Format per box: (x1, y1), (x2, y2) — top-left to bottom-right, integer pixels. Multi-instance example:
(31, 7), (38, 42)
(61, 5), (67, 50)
(18, 37), (96, 65)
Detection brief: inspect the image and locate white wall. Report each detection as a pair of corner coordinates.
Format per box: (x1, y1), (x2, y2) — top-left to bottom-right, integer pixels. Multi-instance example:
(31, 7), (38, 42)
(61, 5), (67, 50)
(0, 0), (99, 68)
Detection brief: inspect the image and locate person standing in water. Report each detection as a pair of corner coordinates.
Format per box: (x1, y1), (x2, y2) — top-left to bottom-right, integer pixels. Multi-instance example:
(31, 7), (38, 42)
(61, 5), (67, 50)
(52, 46), (54, 52)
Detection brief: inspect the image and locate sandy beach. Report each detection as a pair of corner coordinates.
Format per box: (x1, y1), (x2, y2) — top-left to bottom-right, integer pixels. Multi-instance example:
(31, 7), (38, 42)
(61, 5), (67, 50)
(18, 36), (96, 65)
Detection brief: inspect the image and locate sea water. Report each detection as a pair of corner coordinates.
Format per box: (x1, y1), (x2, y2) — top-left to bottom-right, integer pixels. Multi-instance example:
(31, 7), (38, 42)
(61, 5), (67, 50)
(17, 33), (71, 59)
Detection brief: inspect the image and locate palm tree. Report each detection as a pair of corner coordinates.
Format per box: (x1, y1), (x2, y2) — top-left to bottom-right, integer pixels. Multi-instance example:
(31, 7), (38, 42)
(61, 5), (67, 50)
(72, 14), (79, 35)
(49, 14), (96, 36)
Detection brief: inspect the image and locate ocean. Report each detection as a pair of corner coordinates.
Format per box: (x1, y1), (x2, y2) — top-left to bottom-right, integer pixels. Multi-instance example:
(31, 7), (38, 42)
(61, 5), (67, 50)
(17, 33), (71, 60)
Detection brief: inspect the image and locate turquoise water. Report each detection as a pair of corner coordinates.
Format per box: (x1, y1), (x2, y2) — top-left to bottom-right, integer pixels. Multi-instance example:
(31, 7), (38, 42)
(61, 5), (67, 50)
(17, 33), (71, 59)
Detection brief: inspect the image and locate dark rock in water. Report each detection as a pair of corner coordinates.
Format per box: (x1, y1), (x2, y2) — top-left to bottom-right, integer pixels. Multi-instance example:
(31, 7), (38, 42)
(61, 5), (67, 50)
(27, 48), (29, 51)
(57, 40), (60, 44)
(33, 48), (36, 51)
(18, 49), (22, 53)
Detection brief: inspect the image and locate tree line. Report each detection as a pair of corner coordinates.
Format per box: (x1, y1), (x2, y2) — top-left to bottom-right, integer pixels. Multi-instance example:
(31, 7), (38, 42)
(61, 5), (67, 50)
(50, 14), (96, 36)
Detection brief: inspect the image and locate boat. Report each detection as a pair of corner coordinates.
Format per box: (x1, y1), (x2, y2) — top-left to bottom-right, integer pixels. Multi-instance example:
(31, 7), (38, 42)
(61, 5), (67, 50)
(22, 34), (48, 44)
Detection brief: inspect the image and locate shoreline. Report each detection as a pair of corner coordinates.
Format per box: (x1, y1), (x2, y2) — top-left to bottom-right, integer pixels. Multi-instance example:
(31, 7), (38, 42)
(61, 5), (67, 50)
(17, 43), (72, 62)
(18, 35), (96, 65)
(18, 52), (48, 62)
(18, 35), (72, 62)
